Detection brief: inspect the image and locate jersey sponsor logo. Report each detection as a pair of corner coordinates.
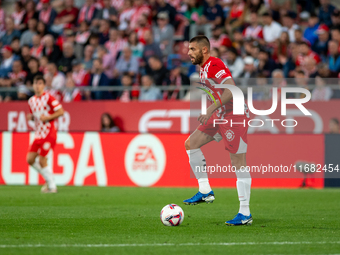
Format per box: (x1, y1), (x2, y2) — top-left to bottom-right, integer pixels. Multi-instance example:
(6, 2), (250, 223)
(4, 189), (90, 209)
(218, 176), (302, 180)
(125, 134), (166, 187)
(197, 82), (223, 107)
(51, 100), (59, 106)
(43, 142), (51, 151)
(215, 70), (226, 79)
(225, 129), (235, 142)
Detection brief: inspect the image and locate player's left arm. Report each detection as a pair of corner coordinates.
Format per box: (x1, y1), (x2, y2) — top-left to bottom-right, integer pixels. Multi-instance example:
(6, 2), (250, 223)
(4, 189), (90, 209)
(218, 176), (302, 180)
(198, 78), (235, 125)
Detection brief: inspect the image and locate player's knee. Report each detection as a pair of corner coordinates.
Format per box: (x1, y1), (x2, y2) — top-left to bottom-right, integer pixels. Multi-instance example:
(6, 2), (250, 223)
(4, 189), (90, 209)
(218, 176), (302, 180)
(184, 138), (190, 150)
(26, 155), (35, 165)
(230, 156), (243, 170)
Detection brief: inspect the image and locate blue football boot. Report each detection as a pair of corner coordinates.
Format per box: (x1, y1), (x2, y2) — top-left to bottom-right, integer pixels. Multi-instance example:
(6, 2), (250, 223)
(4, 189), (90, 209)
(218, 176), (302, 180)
(225, 213), (253, 226)
(183, 191), (215, 205)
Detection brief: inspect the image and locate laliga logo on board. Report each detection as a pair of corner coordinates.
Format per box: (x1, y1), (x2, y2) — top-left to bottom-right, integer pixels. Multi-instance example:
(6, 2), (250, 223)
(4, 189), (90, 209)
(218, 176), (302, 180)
(125, 134), (166, 187)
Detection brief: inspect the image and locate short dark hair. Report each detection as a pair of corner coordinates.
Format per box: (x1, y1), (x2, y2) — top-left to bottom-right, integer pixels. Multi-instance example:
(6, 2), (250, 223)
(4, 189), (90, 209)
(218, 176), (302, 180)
(33, 75), (45, 84)
(331, 25), (340, 32)
(330, 118), (339, 125)
(189, 35), (210, 50)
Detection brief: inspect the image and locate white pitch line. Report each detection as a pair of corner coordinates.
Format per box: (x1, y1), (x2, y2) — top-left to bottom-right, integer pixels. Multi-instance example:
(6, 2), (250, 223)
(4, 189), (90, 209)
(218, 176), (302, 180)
(1, 241), (340, 248)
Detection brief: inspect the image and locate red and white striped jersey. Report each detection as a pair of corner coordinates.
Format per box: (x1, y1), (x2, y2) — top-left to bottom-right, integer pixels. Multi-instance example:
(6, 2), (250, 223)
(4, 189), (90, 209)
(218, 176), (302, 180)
(129, 4), (151, 30)
(105, 38), (127, 58)
(199, 56), (247, 118)
(243, 25), (264, 40)
(8, 70), (27, 85)
(28, 92), (62, 139)
(111, 0), (124, 11)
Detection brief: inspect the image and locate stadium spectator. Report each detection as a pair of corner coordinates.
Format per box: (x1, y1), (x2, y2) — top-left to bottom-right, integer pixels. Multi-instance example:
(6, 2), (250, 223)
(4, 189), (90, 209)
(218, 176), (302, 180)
(39, 56), (49, 74)
(77, 0), (97, 25)
(139, 75), (162, 101)
(210, 25), (232, 49)
(113, 46), (139, 79)
(98, 20), (111, 45)
(318, 0), (336, 27)
(156, 0), (177, 27)
(25, 57), (43, 87)
(116, 73), (139, 102)
(303, 57), (318, 78)
(153, 12), (174, 57)
(101, 113), (120, 132)
(328, 40), (340, 73)
(165, 65), (190, 100)
(331, 9), (340, 27)
(62, 75), (82, 102)
(96, 46), (115, 79)
(88, 58), (111, 100)
(240, 56), (257, 86)
(311, 76), (333, 101)
(296, 41), (321, 67)
(36, 21), (48, 37)
(257, 49), (277, 77)
(225, 47), (244, 78)
(105, 28), (127, 61)
(202, 0), (223, 27)
(0, 0), (5, 37)
(225, 0), (245, 34)
(82, 44), (94, 71)
(243, 0), (267, 23)
(282, 12), (299, 42)
(184, 0), (203, 41)
(0, 77), (16, 101)
(42, 35), (62, 63)
(0, 46), (15, 77)
(74, 21), (91, 59)
(22, 1), (39, 27)
(58, 42), (76, 74)
(243, 11), (264, 41)
(329, 118), (340, 134)
(313, 24), (330, 61)
(12, 1), (26, 31)
(272, 69), (287, 88)
(262, 12), (282, 44)
(129, 0), (151, 30)
(118, 0), (134, 31)
(270, 0), (297, 14)
(142, 29), (162, 68)
(16, 84), (31, 100)
(1, 17), (21, 47)
(147, 56), (168, 86)
(127, 31), (144, 58)
(303, 13), (319, 46)
(11, 37), (21, 57)
(294, 70), (309, 98)
(135, 14), (150, 45)
(95, 0), (118, 27)
(47, 61), (66, 90)
(330, 26), (340, 46)
(30, 34), (43, 59)
(211, 47), (220, 58)
(8, 60), (27, 86)
(51, 0), (78, 34)
(71, 59), (90, 86)
(38, 0), (57, 27)
(253, 73), (267, 100)
(294, 28), (306, 44)
(20, 18), (37, 47)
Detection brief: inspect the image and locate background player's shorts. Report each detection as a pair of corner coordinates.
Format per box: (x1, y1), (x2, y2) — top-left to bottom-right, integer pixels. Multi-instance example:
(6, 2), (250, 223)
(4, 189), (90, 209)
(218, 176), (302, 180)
(28, 134), (56, 157)
(197, 115), (249, 154)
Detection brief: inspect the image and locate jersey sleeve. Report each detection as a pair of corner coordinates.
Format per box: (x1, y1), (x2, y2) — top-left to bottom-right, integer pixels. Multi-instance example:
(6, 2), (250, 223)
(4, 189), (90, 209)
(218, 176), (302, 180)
(209, 60), (233, 84)
(48, 94), (62, 112)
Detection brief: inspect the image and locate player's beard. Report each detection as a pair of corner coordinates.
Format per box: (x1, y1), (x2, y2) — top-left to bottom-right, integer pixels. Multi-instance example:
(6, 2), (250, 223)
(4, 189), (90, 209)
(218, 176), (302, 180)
(192, 50), (204, 65)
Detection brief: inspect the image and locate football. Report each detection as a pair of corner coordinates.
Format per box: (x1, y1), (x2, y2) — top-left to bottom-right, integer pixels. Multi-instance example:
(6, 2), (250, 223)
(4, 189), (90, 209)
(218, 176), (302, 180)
(160, 204), (184, 226)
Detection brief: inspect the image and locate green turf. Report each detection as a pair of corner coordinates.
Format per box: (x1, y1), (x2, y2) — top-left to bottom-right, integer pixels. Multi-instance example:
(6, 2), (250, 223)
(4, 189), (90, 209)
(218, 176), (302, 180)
(0, 186), (340, 255)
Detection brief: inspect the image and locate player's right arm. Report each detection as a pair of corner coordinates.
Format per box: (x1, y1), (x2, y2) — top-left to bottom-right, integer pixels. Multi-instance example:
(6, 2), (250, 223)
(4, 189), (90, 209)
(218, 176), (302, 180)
(27, 99), (34, 121)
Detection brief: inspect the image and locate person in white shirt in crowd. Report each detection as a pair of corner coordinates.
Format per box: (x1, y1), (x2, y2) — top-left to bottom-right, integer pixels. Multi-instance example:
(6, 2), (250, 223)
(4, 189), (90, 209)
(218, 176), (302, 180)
(282, 12), (299, 42)
(311, 76), (333, 101)
(139, 75), (163, 101)
(262, 12), (282, 44)
(113, 46), (139, 79)
(225, 47), (244, 78)
(46, 62), (66, 91)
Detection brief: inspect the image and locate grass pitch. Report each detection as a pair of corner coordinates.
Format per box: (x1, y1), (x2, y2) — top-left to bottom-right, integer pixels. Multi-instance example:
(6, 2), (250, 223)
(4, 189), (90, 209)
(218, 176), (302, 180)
(0, 186), (340, 255)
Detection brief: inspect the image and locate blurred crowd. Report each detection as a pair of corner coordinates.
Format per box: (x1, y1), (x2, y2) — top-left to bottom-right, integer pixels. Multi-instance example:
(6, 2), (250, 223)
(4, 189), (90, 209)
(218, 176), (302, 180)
(0, 0), (340, 102)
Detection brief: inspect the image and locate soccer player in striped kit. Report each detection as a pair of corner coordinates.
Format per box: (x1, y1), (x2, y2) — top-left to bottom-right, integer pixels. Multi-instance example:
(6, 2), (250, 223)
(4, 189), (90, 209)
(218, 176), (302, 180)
(26, 76), (64, 193)
(184, 36), (252, 226)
